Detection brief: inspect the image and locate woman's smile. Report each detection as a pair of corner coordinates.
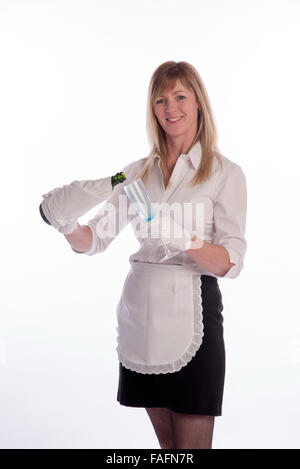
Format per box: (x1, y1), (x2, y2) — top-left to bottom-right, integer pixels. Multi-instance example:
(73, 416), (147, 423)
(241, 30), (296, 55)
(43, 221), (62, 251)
(166, 116), (184, 124)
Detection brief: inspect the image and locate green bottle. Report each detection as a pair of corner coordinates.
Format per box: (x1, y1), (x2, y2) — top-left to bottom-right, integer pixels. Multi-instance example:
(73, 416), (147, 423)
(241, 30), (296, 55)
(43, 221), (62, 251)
(111, 171), (127, 188)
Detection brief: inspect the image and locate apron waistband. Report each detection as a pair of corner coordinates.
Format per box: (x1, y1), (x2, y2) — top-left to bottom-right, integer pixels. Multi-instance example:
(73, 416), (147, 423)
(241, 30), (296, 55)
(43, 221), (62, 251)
(129, 260), (218, 281)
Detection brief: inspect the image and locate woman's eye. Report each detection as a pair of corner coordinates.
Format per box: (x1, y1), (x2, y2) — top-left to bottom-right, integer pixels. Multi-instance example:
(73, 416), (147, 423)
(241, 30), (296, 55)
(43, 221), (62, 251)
(156, 96), (185, 104)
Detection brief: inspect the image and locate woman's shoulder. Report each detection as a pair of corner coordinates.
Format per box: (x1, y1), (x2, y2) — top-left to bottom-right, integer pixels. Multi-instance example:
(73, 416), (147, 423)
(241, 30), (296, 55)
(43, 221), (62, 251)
(122, 156), (149, 178)
(213, 152), (245, 177)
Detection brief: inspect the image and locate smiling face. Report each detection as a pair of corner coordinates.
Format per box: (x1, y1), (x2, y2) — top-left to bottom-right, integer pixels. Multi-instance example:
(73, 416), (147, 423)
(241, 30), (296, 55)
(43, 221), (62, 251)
(153, 79), (199, 144)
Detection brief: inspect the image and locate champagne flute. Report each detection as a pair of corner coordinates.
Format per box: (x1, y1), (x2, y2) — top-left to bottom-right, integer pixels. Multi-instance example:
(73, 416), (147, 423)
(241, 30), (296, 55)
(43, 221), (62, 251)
(124, 178), (180, 262)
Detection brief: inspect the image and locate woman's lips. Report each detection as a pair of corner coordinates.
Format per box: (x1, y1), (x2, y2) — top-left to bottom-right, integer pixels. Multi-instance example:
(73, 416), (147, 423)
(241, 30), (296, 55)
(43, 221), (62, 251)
(166, 116), (184, 124)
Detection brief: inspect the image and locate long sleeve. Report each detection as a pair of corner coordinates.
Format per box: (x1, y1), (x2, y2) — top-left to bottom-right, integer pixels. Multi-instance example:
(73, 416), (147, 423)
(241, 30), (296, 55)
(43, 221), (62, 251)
(212, 163), (247, 279)
(73, 160), (141, 256)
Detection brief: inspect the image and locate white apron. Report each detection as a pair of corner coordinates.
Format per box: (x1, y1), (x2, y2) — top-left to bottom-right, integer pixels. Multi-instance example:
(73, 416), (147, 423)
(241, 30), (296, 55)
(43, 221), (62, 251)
(116, 260), (204, 374)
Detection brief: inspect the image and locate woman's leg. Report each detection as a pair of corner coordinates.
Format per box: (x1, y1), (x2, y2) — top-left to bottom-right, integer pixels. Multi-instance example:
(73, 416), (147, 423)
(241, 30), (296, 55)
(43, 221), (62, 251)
(171, 411), (215, 449)
(145, 407), (173, 449)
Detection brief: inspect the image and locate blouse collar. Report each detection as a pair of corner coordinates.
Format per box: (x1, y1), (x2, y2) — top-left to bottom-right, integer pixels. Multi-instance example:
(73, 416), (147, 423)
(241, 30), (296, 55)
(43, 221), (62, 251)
(152, 140), (202, 170)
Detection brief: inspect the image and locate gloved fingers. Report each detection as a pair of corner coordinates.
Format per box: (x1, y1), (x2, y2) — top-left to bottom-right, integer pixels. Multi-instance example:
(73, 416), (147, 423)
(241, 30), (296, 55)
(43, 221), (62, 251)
(57, 220), (79, 234)
(42, 188), (57, 198)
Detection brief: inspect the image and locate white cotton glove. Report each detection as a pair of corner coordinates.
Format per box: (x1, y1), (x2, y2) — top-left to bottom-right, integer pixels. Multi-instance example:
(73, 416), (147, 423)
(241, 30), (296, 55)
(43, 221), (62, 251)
(139, 212), (194, 252)
(40, 172), (126, 234)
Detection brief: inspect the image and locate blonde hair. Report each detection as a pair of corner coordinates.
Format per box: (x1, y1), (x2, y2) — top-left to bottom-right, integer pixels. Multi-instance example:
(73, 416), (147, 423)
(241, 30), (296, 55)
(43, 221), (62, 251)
(134, 61), (224, 188)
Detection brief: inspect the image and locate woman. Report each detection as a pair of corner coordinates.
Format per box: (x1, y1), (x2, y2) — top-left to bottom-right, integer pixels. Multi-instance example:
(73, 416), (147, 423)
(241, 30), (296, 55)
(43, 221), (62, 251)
(40, 61), (247, 449)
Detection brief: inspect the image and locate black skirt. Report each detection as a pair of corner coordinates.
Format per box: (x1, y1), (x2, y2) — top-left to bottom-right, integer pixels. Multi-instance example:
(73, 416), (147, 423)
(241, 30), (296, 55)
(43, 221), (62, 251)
(116, 274), (225, 416)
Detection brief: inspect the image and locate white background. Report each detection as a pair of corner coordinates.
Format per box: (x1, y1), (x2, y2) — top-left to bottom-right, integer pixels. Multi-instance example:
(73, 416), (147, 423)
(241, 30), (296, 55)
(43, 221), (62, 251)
(0, 0), (299, 449)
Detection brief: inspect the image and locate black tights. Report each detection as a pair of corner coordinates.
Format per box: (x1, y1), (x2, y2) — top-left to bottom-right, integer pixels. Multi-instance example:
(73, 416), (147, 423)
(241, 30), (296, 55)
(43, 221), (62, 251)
(170, 410), (215, 449)
(145, 407), (215, 449)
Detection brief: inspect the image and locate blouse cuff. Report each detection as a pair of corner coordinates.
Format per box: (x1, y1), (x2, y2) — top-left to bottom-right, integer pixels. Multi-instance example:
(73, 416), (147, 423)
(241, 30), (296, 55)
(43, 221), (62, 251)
(222, 246), (242, 279)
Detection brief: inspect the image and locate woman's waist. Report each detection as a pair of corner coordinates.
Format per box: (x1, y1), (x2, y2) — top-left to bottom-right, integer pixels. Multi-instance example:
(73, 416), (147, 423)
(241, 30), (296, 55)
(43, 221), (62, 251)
(129, 242), (217, 277)
(129, 259), (217, 283)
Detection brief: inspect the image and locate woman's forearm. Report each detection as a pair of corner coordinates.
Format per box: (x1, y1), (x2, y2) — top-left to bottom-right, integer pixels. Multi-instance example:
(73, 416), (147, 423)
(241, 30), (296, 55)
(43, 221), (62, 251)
(64, 223), (93, 253)
(185, 236), (234, 277)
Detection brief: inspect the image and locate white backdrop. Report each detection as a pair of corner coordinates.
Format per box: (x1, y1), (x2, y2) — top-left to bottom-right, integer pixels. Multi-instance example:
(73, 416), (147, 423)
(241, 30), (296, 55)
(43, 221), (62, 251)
(0, 0), (299, 449)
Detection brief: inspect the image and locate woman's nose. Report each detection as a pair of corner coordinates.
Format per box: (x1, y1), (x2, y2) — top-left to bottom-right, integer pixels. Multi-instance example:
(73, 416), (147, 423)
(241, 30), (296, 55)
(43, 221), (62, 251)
(165, 101), (178, 113)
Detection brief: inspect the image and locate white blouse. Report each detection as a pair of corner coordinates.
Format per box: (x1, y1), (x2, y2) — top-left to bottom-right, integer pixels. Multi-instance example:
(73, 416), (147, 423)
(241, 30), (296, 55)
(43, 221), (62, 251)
(73, 140), (247, 374)
(73, 140), (247, 280)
